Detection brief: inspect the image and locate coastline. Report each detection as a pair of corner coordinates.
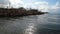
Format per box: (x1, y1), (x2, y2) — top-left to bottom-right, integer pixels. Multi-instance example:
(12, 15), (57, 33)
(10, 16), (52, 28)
(0, 8), (47, 17)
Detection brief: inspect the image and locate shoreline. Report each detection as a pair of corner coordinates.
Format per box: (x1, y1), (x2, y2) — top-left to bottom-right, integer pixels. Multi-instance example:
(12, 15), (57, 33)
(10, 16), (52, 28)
(0, 8), (47, 17)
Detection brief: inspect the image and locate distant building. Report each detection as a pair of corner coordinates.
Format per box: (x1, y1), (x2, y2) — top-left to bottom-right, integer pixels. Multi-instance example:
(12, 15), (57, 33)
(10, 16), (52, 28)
(29, 9), (38, 12)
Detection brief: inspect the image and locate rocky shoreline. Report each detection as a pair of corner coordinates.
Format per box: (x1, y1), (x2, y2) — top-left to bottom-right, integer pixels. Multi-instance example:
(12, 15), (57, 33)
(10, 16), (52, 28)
(0, 8), (47, 17)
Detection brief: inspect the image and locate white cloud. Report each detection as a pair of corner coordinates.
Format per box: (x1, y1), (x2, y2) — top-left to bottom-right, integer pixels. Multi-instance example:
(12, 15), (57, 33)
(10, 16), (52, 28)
(51, 2), (60, 10)
(32, 1), (49, 12)
(1, 0), (60, 12)
(9, 0), (23, 4)
(35, 1), (60, 12)
(9, 0), (24, 8)
(3, 0), (48, 10)
(22, 1), (60, 12)
(47, 1), (60, 12)
(35, 1), (48, 5)
(23, 1), (49, 10)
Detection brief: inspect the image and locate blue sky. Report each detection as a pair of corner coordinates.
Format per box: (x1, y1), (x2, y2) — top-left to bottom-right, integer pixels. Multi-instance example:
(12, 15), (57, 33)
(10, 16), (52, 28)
(0, 0), (60, 12)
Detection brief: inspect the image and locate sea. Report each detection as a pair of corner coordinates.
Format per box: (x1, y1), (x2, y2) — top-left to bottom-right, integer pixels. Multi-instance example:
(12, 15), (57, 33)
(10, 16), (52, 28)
(0, 10), (60, 34)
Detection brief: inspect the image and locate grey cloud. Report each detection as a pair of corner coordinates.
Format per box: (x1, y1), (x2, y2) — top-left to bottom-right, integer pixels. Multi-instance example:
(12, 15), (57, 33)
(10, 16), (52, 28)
(0, 0), (9, 5)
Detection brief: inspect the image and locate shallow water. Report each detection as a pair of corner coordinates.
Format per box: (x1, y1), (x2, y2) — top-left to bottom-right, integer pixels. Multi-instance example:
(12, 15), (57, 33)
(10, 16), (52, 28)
(0, 13), (60, 34)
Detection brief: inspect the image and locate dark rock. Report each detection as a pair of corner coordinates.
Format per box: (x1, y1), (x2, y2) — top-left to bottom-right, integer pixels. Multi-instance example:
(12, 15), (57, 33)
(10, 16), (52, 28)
(0, 8), (47, 17)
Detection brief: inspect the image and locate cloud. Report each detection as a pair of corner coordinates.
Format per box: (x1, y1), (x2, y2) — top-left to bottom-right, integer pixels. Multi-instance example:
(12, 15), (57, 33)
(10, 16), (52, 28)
(30, 1), (49, 12)
(51, 2), (60, 10)
(22, 1), (48, 9)
(9, 0), (23, 4)
(35, 1), (60, 12)
(9, 0), (60, 12)
(0, 0), (60, 12)
(0, 0), (9, 4)
(34, 1), (48, 5)
(0, 0), (9, 8)
(9, 0), (24, 8)
(47, 1), (60, 12)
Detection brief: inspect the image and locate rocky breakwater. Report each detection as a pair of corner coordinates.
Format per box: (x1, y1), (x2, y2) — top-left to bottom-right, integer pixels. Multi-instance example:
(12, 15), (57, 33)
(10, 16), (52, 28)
(0, 8), (47, 17)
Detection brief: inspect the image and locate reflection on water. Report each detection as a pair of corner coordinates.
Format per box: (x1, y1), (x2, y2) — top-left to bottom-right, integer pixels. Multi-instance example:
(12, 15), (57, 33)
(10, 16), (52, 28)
(0, 13), (60, 34)
(23, 23), (36, 34)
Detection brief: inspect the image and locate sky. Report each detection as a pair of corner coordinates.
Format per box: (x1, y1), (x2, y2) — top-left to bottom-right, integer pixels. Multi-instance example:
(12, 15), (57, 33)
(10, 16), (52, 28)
(0, 0), (60, 12)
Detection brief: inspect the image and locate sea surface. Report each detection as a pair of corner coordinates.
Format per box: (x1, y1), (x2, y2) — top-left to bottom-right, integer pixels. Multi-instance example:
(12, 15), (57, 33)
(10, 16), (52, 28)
(0, 12), (60, 34)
